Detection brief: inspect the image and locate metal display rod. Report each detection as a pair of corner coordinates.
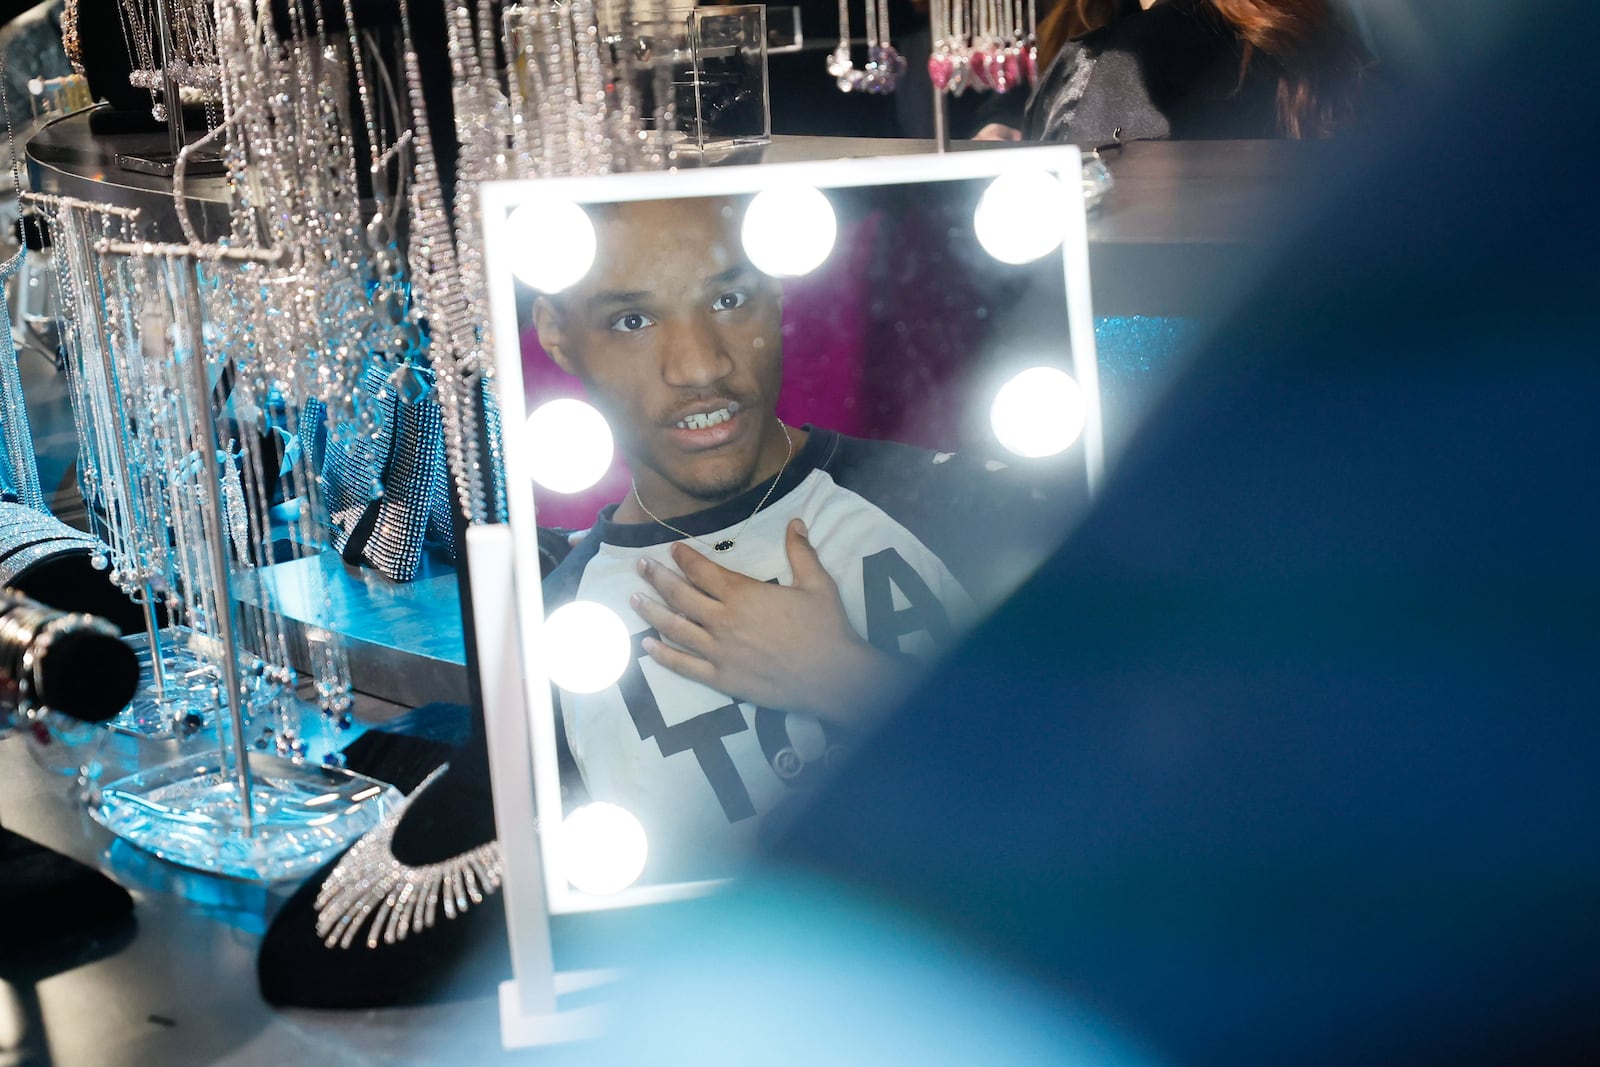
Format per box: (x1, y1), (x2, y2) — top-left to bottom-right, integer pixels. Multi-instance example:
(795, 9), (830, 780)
(116, 0), (227, 177)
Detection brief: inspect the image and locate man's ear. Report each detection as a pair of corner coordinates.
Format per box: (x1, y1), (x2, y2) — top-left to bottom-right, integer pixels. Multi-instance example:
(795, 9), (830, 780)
(532, 297), (576, 375)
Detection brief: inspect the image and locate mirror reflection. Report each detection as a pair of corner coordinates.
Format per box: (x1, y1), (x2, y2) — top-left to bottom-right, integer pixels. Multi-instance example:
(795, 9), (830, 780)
(507, 170), (1093, 892)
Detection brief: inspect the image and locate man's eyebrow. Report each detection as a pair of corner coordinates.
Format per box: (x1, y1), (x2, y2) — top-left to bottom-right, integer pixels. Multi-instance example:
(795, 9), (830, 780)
(705, 264), (757, 286)
(588, 289), (653, 307)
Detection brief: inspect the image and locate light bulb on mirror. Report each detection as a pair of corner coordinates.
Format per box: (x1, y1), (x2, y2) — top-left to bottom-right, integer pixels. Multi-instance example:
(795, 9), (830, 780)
(560, 802), (649, 896)
(974, 170), (1070, 266)
(990, 366), (1087, 458)
(526, 398), (613, 494)
(741, 185), (837, 277)
(506, 198), (597, 293)
(541, 600), (631, 694)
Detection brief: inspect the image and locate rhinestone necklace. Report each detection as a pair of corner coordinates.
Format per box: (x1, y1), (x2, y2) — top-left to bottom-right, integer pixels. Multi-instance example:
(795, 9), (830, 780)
(313, 765), (503, 950)
(631, 420), (794, 553)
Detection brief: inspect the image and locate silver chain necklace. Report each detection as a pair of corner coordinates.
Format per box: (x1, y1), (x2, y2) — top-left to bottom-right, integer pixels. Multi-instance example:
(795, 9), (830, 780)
(631, 421), (794, 553)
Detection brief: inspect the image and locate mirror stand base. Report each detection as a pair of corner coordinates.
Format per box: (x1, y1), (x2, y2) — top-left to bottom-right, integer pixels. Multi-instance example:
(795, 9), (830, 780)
(497, 970), (621, 1049)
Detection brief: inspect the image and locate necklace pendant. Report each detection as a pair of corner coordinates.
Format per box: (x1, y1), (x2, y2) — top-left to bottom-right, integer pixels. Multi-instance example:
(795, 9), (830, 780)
(714, 539), (735, 552)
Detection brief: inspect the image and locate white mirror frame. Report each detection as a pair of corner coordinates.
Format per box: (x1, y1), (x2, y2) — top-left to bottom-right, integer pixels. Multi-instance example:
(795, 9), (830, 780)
(477, 148), (1096, 1038)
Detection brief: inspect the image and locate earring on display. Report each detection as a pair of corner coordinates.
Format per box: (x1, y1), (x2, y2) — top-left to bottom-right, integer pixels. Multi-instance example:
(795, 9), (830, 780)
(862, 0), (906, 93)
(830, 0), (906, 93)
(827, 0), (868, 91)
(928, 0), (1038, 97)
(928, 0), (969, 95)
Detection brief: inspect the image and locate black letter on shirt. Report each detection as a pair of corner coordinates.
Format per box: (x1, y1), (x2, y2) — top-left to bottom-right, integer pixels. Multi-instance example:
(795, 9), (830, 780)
(617, 628), (755, 822)
(861, 548), (953, 655)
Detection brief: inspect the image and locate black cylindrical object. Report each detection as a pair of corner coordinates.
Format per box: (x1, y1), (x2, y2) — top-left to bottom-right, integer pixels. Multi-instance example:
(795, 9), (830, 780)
(0, 587), (139, 723)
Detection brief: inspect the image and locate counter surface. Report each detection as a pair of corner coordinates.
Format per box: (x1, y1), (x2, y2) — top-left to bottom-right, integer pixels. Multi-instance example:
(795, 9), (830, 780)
(1, 726), (564, 1066)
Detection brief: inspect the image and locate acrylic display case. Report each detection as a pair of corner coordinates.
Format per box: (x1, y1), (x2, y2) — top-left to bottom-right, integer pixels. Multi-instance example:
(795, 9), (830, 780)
(685, 5), (771, 149)
(613, 2), (771, 153)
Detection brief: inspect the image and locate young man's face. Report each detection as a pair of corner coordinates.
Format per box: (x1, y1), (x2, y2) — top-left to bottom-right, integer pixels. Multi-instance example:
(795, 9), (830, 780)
(535, 197), (785, 513)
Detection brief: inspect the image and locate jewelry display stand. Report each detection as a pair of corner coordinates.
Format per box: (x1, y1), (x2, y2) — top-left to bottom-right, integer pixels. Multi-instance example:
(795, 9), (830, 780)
(926, 0), (1039, 150)
(112, 625), (220, 737)
(26, 0), (514, 883)
(503, 0), (665, 176)
(828, 0), (907, 95)
(22, 191), (241, 743)
(114, 0), (227, 177)
(467, 524), (617, 1047)
(81, 243), (397, 882)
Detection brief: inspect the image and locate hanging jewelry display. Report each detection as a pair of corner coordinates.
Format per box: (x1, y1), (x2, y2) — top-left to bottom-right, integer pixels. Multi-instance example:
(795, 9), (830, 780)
(0, 245), (45, 510)
(928, 0), (1037, 96)
(111, 0), (229, 178)
(27, 0), (705, 880)
(116, 0), (222, 119)
(435, 0), (523, 533)
(20, 193), (208, 737)
(83, 237), (400, 882)
(202, 0), (387, 752)
(0, 52), (45, 513)
(829, 0), (906, 93)
(23, 189), (334, 756)
(373, 0), (495, 535)
(26, 0), (382, 753)
(505, 0), (623, 178)
(502, 0), (705, 175)
(0, 130), (44, 512)
(25, 18), (405, 874)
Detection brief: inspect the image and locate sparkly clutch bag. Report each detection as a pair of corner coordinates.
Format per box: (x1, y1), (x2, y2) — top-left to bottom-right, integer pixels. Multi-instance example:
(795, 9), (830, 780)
(0, 502), (149, 635)
(0, 504), (103, 590)
(304, 363), (453, 583)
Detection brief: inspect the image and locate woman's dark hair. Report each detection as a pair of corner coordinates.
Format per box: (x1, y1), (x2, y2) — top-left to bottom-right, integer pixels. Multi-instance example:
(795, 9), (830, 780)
(1035, 0), (1368, 138)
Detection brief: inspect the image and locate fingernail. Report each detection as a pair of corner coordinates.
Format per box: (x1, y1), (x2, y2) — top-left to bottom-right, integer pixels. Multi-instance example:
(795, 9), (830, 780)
(641, 637), (658, 654)
(636, 558), (650, 575)
(794, 519), (808, 538)
(629, 592), (643, 608)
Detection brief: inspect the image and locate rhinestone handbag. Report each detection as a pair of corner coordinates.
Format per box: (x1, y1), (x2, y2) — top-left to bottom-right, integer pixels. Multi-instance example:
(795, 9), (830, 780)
(304, 363), (451, 583)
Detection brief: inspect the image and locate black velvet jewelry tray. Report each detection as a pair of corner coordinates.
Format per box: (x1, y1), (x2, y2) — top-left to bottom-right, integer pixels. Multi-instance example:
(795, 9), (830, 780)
(257, 706), (509, 1008)
(0, 828), (135, 958)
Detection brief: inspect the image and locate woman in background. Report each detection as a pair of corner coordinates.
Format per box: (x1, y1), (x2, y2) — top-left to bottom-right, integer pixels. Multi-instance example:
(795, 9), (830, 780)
(975, 0), (1369, 142)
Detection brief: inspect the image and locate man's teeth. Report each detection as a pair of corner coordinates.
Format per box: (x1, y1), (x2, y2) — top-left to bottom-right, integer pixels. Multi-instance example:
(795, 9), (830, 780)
(676, 406), (737, 430)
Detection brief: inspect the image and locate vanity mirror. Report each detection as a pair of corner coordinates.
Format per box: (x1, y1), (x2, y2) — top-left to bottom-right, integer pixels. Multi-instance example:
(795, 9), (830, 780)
(475, 145), (1097, 1041)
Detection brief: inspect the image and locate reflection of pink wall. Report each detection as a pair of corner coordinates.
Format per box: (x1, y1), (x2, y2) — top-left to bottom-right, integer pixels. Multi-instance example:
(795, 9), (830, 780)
(773, 213), (877, 437)
(517, 211), (987, 530)
(856, 206), (988, 450)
